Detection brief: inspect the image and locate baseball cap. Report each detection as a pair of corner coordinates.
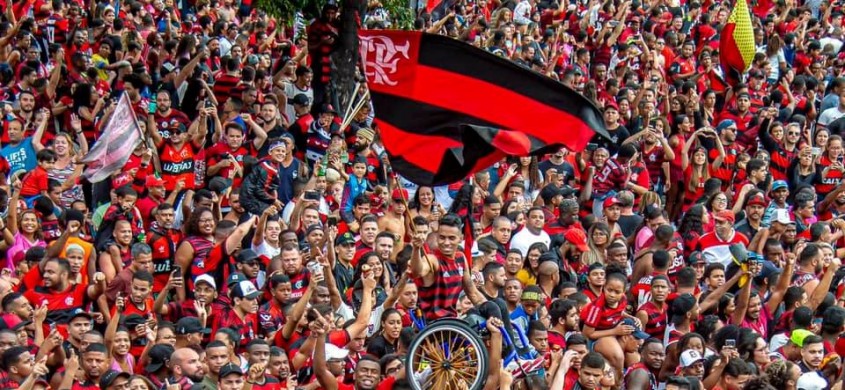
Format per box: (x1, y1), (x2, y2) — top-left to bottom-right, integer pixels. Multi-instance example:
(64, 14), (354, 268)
(713, 210), (736, 224)
(772, 209), (795, 225)
(145, 176), (165, 187)
(319, 103), (338, 115)
(325, 343), (350, 361)
(540, 185), (561, 202)
(123, 314), (147, 328)
(227, 272), (247, 287)
(219, 363), (244, 378)
(679, 349), (705, 368)
(207, 176), (233, 194)
(564, 229), (589, 252)
(194, 274), (217, 290)
(231, 280), (261, 300)
(291, 94), (310, 106)
(69, 311), (93, 322)
(687, 251), (704, 265)
(235, 249), (259, 264)
(716, 119), (736, 132)
(603, 196), (623, 209)
(622, 318), (650, 340)
(791, 329), (815, 347)
(771, 180), (789, 192)
(145, 344), (175, 373)
(796, 371), (828, 390)
(335, 232), (355, 246)
(175, 317), (210, 335)
(100, 370), (131, 389)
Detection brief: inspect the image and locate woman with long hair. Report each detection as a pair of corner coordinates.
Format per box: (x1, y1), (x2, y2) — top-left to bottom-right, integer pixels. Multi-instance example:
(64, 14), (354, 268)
(106, 294), (136, 374)
(787, 146), (822, 191)
(72, 83), (104, 144)
(44, 125), (88, 208)
(504, 156), (543, 201)
(408, 186), (442, 226)
(738, 331), (770, 374)
(1, 186), (44, 273)
(582, 222), (612, 266)
(175, 208), (218, 293)
(681, 128), (725, 215)
(448, 183), (482, 217)
(703, 191), (729, 230)
(516, 242), (546, 286)
(366, 309), (403, 358)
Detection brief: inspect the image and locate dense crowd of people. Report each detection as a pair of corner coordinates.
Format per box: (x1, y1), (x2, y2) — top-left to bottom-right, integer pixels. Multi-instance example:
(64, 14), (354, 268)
(1, 0), (845, 388)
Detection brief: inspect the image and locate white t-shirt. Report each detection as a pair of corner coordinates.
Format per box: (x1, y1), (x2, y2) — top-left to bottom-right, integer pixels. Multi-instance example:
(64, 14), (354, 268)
(819, 106), (845, 126)
(509, 227), (551, 257)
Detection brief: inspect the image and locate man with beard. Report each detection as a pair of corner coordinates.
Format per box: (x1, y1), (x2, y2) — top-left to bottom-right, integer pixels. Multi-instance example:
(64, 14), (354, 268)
(348, 128), (384, 184)
(539, 147), (576, 186)
(792, 243), (825, 295)
(146, 203), (183, 294)
(213, 280), (265, 353)
(718, 93), (758, 135)
(696, 210), (749, 267)
(378, 189), (407, 256)
(256, 102), (288, 152)
(22, 258), (105, 328)
(511, 207), (551, 257)
(57, 343), (109, 389)
(104, 243), (154, 305)
(168, 347), (207, 388)
(374, 232), (396, 277)
(735, 192), (766, 239)
(626, 338), (665, 389)
(152, 89), (191, 141)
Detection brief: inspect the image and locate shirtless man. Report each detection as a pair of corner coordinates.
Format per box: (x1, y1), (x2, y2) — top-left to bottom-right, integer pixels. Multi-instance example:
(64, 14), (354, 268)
(378, 189), (407, 256)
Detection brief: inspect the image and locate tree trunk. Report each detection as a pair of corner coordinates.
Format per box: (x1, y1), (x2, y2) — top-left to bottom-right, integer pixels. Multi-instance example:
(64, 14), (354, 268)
(331, 0), (361, 115)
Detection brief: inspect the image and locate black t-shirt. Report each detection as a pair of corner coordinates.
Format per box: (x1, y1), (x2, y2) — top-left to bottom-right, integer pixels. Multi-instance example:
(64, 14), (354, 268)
(617, 214), (643, 239)
(366, 334), (397, 358)
(591, 125), (630, 156)
(538, 159), (576, 185)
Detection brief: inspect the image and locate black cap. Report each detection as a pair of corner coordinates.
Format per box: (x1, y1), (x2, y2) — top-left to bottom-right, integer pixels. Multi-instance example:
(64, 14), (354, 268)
(335, 232), (355, 246)
(319, 103), (338, 115)
(539, 185), (561, 202)
(145, 344), (175, 373)
(207, 176), (232, 194)
(291, 94), (310, 106)
(227, 272), (247, 287)
(122, 314), (146, 328)
(219, 363), (244, 378)
(235, 249), (259, 263)
(100, 370), (131, 389)
(175, 317), (210, 335)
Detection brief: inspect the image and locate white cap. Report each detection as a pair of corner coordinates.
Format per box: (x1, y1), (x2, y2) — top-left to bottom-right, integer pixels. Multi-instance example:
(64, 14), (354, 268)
(325, 343), (349, 361)
(679, 349), (705, 368)
(796, 371), (828, 390)
(194, 274), (217, 290)
(773, 209), (795, 225)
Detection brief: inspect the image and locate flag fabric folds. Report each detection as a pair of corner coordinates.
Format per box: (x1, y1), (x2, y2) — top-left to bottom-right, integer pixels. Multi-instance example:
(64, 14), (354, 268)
(358, 30), (608, 186)
(80, 93), (144, 183)
(719, 0), (755, 87)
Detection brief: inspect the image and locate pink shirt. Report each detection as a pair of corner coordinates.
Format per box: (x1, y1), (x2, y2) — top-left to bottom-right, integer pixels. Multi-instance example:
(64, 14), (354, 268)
(6, 232), (45, 273)
(739, 304), (772, 339)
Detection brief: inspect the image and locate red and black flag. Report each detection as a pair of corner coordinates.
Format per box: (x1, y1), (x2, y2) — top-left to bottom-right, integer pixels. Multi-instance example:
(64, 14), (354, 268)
(359, 30), (608, 186)
(719, 0), (755, 87)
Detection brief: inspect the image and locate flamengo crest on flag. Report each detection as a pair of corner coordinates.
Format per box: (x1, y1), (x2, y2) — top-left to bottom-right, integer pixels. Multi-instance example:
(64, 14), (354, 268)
(80, 92), (145, 183)
(358, 30), (608, 186)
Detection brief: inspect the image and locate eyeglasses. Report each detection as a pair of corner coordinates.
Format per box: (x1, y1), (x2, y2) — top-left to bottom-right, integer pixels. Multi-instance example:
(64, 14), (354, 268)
(788, 132), (800, 136)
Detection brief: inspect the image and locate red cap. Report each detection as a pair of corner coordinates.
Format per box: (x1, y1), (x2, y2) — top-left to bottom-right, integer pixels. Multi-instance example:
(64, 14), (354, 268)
(145, 176), (165, 187)
(564, 229), (589, 252)
(713, 210), (736, 223)
(392, 188), (409, 201)
(603, 196), (622, 209)
(1, 313), (23, 330)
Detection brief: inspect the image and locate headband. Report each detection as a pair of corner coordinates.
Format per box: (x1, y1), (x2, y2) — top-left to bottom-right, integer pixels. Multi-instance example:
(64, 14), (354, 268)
(269, 139), (286, 152)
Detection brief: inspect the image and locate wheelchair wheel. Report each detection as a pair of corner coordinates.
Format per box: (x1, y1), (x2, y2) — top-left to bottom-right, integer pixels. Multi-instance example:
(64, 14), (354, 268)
(405, 318), (489, 390)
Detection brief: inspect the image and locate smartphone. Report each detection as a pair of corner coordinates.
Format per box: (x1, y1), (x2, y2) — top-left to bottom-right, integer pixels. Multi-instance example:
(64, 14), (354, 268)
(172, 265), (182, 278)
(725, 339), (736, 348)
(327, 215), (338, 227)
(205, 99), (213, 108)
(304, 190), (319, 201)
(148, 101), (157, 114)
(812, 147), (822, 157)
(49, 322), (56, 333)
